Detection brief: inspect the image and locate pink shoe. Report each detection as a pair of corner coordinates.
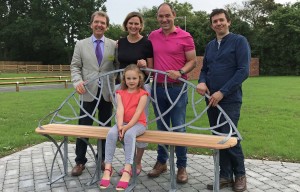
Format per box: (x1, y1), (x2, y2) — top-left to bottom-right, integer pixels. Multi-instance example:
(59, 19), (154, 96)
(118, 166), (142, 176)
(116, 169), (132, 191)
(98, 168), (113, 189)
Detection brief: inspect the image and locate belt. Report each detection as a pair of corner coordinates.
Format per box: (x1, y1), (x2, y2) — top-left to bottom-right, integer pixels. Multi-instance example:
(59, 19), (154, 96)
(156, 82), (184, 87)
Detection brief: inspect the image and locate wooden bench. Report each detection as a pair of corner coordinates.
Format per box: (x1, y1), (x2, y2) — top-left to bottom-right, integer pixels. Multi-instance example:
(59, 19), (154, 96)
(35, 68), (242, 192)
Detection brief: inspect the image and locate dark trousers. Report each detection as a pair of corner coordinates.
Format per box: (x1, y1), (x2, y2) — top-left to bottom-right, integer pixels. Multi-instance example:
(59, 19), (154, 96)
(75, 94), (112, 165)
(207, 102), (246, 179)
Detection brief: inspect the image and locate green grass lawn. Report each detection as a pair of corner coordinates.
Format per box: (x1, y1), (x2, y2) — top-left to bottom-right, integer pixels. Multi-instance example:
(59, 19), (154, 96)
(0, 76), (299, 162)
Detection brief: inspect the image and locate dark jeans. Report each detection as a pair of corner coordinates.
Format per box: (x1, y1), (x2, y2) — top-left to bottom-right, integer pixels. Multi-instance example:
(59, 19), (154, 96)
(75, 94), (112, 165)
(152, 86), (188, 168)
(207, 102), (246, 179)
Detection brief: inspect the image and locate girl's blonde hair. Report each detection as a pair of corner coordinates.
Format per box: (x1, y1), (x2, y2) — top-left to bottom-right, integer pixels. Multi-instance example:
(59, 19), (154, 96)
(121, 64), (145, 90)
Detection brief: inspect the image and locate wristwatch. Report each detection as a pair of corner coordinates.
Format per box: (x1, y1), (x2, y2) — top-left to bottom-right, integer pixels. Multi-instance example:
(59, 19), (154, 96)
(178, 69), (185, 75)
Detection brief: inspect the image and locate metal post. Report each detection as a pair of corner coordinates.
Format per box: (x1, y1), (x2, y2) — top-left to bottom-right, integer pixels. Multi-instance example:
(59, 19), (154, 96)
(16, 82), (19, 92)
(96, 139), (102, 181)
(213, 149), (220, 192)
(169, 145), (176, 191)
(63, 136), (68, 174)
(64, 80), (68, 88)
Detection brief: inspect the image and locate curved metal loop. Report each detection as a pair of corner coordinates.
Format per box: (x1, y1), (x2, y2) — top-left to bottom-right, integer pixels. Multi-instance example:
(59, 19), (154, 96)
(43, 135), (67, 184)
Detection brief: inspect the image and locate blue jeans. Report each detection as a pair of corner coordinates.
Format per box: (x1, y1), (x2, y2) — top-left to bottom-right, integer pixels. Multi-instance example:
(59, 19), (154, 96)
(207, 102), (246, 179)
(151, 86), (188, 168)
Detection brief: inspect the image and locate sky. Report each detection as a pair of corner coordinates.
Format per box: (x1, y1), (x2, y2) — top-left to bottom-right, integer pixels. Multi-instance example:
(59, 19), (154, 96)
(105, 0), (298, 25)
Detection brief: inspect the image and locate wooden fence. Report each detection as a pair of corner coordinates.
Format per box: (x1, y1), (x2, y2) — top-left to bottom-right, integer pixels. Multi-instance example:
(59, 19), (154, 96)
(0, 79), (70, 92)
(0, 64), (70, 73)
(0, 57), (260, 78)
(0, 75), (69, 81)
(0, 75), (71, 92)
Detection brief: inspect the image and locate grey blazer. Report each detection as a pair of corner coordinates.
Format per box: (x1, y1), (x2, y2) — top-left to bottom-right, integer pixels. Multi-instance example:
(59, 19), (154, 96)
(70, 36), (118, 102)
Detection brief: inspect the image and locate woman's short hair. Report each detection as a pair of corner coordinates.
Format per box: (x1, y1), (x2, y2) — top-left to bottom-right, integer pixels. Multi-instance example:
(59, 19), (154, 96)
(122, 12), (144, 32)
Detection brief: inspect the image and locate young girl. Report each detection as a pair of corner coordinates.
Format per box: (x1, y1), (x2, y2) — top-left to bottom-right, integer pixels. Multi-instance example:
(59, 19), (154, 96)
(99, 64), (149, 190)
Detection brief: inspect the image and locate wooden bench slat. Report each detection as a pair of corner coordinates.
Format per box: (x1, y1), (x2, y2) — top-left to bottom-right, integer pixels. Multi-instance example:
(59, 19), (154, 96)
(136, 131), (237, 149)
(36, 124), (237, 150)
(36, 124), (110, 139)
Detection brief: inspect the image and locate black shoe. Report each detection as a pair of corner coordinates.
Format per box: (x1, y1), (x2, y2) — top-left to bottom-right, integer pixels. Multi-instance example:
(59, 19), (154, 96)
(207, 177), (234, 190)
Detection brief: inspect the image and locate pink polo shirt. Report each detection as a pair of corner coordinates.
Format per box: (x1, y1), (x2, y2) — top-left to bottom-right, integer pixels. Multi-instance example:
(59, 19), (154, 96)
(148, 27), (195, 83)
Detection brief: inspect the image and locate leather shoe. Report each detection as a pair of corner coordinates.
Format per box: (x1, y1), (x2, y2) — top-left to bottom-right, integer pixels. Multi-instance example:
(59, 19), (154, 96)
(176, 167), (188, 183)
(233, 175), (247, 192)
(147, 161), (167, 177)
(207, 177), (234, 190)
(71, 164), (85, 176)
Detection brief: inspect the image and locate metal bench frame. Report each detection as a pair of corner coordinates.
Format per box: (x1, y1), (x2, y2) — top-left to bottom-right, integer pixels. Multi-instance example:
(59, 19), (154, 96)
(37, 68), (242, 192)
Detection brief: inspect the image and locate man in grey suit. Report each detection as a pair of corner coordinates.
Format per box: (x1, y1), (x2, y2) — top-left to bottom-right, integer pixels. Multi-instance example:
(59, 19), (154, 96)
(70, 11), (118, 176)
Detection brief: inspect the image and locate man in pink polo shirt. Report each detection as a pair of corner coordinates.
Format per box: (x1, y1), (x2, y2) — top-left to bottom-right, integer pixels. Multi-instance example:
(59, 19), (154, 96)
(147, 2), (196, 184)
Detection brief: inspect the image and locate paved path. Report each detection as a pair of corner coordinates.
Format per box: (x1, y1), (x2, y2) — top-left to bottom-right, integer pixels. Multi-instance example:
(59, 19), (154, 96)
(0, 142), (299, 192)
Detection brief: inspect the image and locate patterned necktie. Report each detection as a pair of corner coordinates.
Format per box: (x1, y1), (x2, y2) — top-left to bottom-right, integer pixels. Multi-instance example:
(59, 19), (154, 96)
(95, 40), (103, 65)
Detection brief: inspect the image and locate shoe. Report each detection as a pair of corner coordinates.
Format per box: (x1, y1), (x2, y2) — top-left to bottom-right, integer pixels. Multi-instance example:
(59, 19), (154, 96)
(207, 177), (234, 190)
(116, 169), (132, 191)
(71, 164), (85, 176)
(233, 175), (247, 192)
(118, 166), (142, 176)
(176, 167), (188, 184)
(99, 168), (114, 189)
(147, 161), (167, 178)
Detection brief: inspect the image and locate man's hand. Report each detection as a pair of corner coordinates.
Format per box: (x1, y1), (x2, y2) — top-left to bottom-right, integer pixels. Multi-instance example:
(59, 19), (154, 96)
(167, 70), (181, 80)
(76, 82), (86, 94)
(209, 91), (224, 107)
(196, 82), (210, 96)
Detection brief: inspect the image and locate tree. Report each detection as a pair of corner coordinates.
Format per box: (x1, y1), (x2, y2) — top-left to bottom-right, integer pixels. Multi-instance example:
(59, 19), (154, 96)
(1, 0), (299, 75)
(187, 10), (212, 55)
(105, 24), (126, 40)
(227, 0), (300, 75)
(259, 2), (300, 75)
(238, 0), (281, 28)
(0, 0), (107, 64)
(0, 0), (33, 60)
(139, 6), (160, 36)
